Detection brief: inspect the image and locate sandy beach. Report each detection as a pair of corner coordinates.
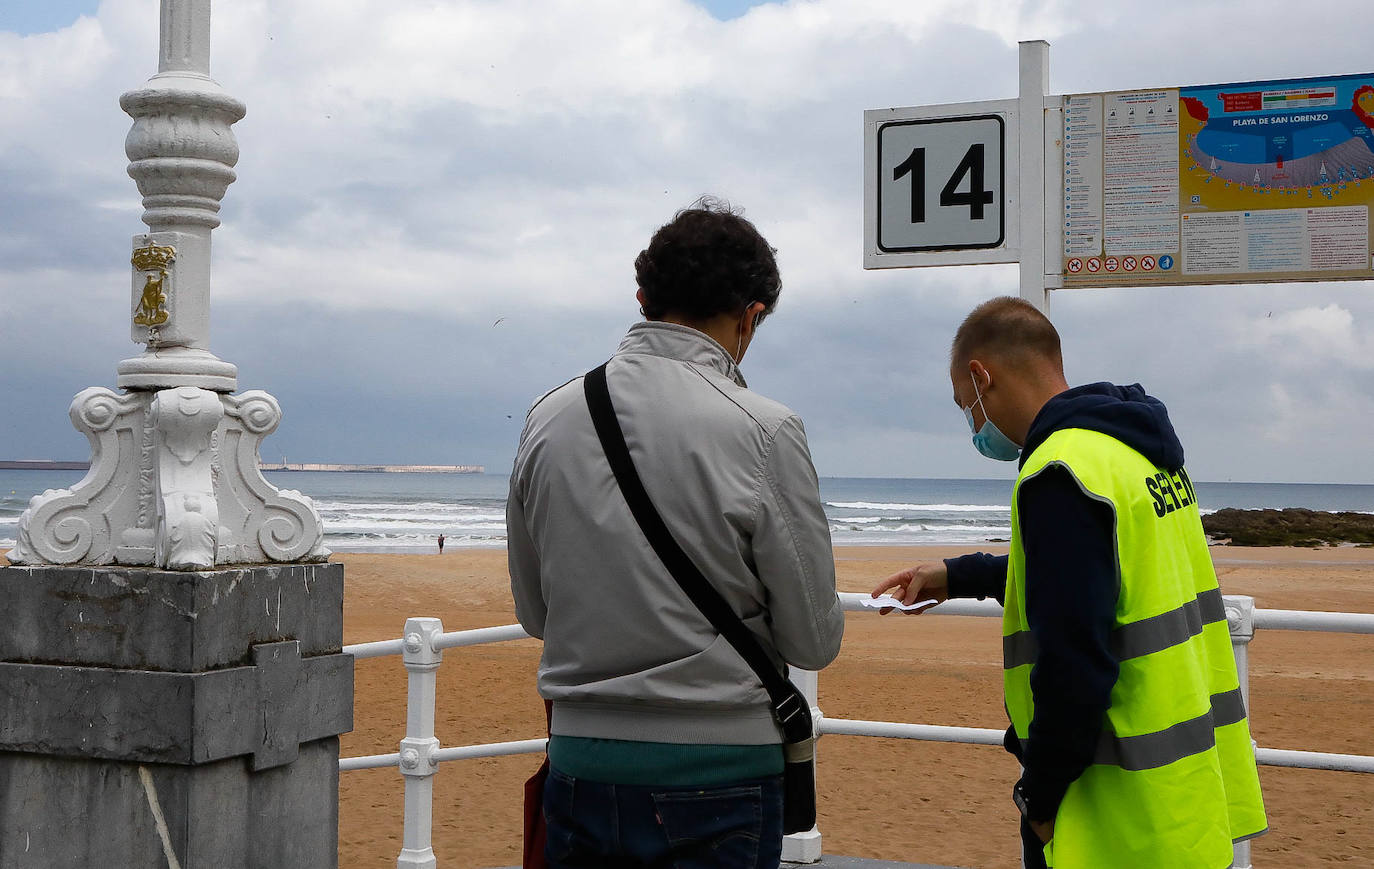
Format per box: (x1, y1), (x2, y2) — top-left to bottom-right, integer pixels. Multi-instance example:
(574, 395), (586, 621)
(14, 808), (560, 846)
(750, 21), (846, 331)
(333, 544), (1374, 868)
(1, 543), (1367, 865)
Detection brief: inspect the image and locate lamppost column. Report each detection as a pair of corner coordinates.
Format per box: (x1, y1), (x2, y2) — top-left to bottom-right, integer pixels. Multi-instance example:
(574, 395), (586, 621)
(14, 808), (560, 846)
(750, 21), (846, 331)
(117, 0), (243, 391)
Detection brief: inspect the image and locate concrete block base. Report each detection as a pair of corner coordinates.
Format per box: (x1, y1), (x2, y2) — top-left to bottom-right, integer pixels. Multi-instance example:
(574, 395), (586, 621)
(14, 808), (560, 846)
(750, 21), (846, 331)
(0, 563), (350, 868)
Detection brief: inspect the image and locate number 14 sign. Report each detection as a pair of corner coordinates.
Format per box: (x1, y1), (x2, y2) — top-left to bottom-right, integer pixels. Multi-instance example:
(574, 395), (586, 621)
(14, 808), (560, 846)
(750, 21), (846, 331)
(864, 102), (1018, 268)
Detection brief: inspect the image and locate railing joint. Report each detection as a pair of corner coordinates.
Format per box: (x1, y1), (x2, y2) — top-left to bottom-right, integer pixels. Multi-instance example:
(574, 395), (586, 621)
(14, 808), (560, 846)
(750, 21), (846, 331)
(399, 736), (441, 779)
(1225, 595), (1257, 644)
(402, 617), (444, 668)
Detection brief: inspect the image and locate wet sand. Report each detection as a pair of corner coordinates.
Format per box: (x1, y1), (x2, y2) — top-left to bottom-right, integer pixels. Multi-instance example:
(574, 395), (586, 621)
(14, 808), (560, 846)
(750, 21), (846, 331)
(338, 544), (1374, 868)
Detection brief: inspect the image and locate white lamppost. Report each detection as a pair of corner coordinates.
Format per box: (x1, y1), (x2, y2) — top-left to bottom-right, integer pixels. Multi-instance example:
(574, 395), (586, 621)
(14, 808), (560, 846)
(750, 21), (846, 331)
(9, 0), (325, 570)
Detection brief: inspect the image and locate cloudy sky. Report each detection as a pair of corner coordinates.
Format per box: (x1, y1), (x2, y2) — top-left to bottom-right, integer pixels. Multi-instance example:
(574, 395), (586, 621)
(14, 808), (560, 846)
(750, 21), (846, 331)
(2, 0), (1372, 484)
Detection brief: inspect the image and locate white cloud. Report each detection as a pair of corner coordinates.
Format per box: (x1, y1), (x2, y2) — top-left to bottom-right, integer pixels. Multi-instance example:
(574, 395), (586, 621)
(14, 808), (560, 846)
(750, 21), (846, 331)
(1229, 303), (1374, 371)
(4, 0), (1374, 481)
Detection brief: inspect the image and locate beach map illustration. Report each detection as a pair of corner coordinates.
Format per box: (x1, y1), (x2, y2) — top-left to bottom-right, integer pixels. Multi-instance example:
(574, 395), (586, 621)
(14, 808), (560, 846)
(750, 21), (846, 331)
(1182, 76), (1374, 200)
(1061, 72), (1374, 286)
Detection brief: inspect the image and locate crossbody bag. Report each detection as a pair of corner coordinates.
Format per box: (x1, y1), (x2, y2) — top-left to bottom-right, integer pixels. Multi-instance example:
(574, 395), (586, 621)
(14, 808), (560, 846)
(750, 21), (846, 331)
(582, 362), (817, 835)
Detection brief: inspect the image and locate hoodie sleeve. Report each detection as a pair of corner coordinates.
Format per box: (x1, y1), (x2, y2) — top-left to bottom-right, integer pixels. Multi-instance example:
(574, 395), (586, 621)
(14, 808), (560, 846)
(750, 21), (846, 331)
(1017, 464), (1120, 822)
(945, 552), (1009, 605)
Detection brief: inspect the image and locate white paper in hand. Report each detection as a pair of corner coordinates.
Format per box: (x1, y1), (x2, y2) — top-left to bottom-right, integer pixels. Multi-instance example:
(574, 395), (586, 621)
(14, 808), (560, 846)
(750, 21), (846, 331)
(862, 595), (939, 612)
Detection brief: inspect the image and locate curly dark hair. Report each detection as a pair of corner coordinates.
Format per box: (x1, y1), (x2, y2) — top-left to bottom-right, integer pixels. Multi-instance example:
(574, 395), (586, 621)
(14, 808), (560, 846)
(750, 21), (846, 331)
(635, 197), (781, 323)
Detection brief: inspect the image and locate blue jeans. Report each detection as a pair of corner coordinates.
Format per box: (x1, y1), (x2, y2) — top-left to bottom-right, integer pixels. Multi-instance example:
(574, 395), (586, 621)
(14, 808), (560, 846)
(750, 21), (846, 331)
(543, 766), (784, 868)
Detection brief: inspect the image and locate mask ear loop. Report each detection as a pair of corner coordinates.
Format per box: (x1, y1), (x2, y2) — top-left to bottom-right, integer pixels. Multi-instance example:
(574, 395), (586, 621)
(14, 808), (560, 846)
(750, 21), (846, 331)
(969, 371), (986, 409)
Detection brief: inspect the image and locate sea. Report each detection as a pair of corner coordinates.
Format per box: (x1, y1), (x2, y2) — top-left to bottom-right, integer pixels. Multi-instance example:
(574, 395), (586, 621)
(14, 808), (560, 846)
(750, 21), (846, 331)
(2, 469), (1372, 553)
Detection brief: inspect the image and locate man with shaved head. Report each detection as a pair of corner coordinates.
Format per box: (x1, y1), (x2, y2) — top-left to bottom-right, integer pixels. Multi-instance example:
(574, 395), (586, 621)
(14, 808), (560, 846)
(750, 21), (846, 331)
(874, 296), (1266, 868)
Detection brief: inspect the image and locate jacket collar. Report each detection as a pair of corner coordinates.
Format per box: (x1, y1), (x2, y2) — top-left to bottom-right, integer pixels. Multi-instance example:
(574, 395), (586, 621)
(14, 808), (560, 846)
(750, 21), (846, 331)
(615, 321), (747, 387)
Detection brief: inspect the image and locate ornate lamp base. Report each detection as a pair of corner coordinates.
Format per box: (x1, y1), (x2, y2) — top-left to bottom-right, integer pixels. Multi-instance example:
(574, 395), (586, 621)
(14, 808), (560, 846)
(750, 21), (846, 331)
(117, 347), (239, 392)
(8, 386), (326, 569)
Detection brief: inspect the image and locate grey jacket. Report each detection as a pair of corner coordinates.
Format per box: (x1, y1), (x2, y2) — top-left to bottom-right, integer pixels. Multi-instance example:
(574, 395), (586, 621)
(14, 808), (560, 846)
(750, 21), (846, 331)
(508, 322), (844, 745)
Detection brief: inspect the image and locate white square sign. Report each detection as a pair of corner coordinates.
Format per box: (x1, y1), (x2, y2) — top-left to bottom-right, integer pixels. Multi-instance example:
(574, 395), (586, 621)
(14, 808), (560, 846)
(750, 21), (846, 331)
(875, 114), (1006, 253)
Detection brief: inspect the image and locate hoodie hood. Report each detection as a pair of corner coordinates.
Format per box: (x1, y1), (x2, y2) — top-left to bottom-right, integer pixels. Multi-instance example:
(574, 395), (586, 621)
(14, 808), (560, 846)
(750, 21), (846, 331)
(1020, 382), (1185, 471)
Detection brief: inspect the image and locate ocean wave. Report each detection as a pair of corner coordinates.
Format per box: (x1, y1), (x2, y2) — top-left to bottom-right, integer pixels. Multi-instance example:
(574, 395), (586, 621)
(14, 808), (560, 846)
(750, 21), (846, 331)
(831, 529), (1010, 545)
(316, 510), (508, 524)
(831, 522), (1010, 534)
(826, 501), (1010, 513)
(4, 478), (1366, 556)
(311, 499), (502, 511)
(327, 533), (506, 552)
(326, 521), (507, 535)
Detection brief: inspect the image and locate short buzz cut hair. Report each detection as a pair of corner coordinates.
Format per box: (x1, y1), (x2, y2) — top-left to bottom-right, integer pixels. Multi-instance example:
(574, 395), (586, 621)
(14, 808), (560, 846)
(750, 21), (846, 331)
(950, 296), (1063, 369)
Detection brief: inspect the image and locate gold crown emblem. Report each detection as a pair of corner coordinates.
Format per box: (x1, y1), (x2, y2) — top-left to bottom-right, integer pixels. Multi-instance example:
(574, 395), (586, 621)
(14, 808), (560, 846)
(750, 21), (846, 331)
(131, 243), (176, 272)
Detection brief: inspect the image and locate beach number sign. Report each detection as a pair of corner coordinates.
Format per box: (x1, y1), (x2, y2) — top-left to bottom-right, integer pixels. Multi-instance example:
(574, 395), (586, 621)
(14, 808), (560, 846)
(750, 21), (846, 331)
(873, 114), (1006, 253)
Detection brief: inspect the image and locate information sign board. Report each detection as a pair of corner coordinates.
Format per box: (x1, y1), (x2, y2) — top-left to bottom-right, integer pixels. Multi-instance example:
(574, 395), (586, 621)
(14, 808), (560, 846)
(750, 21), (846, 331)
(1059, 72), (1374, 286)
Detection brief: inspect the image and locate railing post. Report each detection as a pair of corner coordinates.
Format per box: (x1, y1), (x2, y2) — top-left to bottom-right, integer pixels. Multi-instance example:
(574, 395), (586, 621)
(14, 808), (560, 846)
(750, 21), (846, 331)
(397, 617), (444, 869)
(782, 668), (823, 863)
(1225, 595), (1256, 869)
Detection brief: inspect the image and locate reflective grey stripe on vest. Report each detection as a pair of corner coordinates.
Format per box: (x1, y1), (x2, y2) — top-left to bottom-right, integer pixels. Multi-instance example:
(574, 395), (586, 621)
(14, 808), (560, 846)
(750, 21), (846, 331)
(1003, 588), (1226, 670)
(1112, 587), (1226, 660)
(1092, 687), (1248, 771)
(1002, 631), (1038, 671)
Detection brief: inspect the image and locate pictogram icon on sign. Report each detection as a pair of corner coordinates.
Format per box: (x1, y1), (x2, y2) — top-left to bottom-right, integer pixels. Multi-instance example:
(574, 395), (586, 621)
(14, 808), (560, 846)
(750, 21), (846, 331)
(1086, 257), (1102, 272)
(1066, 258), (1083, 273)
(1158, 254), (1174, 270)
(1104, 256), (1119, 272)
(1142, 255), (1156, 271)
(1123, 256), (1137, 271)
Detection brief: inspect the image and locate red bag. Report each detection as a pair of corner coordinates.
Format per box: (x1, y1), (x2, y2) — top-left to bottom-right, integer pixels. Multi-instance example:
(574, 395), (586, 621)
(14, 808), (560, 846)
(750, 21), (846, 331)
(522, 700), (553, 869)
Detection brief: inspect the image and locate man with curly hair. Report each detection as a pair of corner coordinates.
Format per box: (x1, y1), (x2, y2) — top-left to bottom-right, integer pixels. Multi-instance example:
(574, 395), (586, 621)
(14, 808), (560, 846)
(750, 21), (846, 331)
(509, 199), (844, 869)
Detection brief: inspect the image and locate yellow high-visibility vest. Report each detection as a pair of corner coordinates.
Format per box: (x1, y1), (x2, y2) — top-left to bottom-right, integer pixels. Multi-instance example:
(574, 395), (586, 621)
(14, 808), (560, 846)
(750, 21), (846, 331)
(1004, 428), (1267, 869)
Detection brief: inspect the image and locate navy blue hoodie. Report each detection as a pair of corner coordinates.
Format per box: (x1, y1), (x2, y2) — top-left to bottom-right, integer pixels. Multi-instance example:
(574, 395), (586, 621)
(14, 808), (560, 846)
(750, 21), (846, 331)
(945, 382), (1186, 822)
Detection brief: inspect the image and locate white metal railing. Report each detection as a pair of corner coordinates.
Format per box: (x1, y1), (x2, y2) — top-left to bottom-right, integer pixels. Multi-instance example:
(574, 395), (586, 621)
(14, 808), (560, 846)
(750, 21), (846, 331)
(340, 594), (1374, 869)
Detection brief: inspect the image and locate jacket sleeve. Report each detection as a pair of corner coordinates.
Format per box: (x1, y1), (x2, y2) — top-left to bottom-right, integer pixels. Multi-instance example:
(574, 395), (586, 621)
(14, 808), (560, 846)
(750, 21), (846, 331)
(750, 415), (845, 672)
(945, 552), (1009, 605)
(506, 459), (547, 640)
(1018, 464), (1120, 822)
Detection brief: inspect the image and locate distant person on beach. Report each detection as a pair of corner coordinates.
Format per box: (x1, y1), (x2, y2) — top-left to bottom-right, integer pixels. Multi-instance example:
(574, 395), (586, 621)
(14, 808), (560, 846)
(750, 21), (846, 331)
(509, 198), (844, 869)
(437, 534), (445, 554)
(872, 296), (1266, 869)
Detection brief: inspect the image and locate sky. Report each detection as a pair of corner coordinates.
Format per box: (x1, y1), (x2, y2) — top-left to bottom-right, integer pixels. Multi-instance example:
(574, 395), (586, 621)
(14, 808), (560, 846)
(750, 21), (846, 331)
(2, 0), (1373, 484)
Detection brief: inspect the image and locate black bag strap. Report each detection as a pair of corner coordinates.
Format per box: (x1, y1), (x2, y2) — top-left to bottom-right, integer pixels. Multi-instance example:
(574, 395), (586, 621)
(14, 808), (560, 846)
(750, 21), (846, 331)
(583, 363), (811, 742)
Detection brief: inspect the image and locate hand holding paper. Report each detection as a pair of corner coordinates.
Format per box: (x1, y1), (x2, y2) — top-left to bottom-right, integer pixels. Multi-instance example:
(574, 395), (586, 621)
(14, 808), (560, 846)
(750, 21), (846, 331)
(870, 560), (950, 613)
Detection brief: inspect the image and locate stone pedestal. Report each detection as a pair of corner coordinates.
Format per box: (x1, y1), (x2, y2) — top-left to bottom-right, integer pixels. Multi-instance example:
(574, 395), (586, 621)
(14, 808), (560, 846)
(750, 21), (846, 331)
(0, 562), (351, 868)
